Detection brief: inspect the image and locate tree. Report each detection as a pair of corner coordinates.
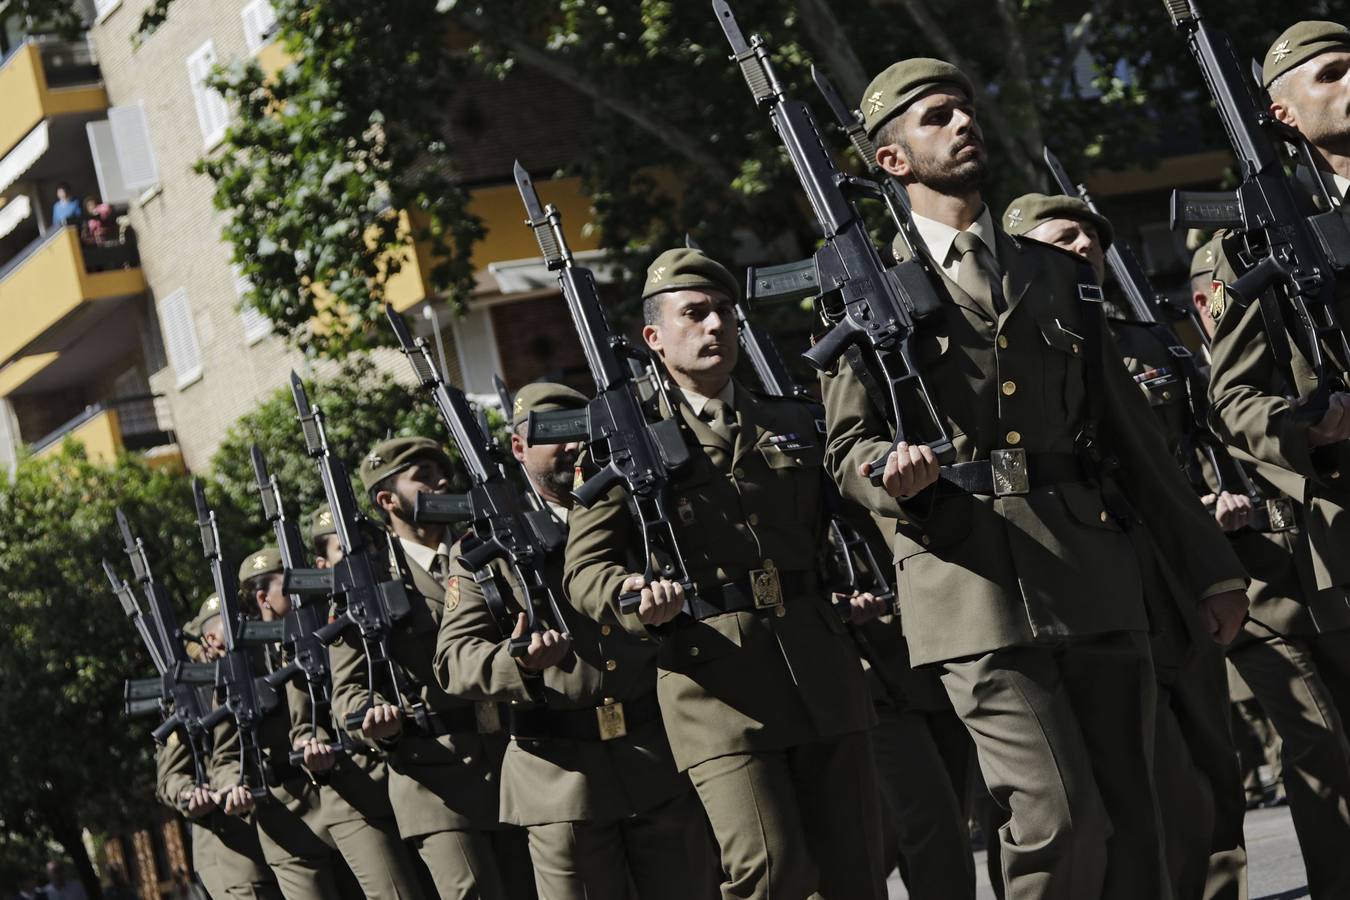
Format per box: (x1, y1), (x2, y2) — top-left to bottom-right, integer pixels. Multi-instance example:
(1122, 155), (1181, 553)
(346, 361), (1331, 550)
(0, 446), (211, 900)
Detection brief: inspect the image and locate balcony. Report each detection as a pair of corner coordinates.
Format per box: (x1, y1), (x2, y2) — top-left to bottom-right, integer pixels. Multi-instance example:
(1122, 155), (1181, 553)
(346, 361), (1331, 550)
(0, 225), (144, 366)
(0, 37), (107, 162)
(34, 393), (178, 466)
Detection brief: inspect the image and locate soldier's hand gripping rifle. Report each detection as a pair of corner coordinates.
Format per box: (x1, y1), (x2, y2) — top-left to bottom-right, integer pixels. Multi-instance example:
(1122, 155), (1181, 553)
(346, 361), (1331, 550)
(192, 480), (276, 799)
(514, 162), (697, 618)
(289, 373), (424, 732)
(250, 445), (352, 765)
(1164, 0), (1350, 421)
(1043, 146), (1255, 501)
(713, 2), (952, 485)
(107, 517), (217, 784)
(386, 307), (571, 655)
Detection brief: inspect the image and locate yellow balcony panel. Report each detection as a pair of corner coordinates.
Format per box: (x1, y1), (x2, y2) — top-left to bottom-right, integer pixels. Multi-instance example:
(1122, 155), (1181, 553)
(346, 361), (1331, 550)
(0, 227), (145, 365)
(0, 351), (59, 397)
(1086, 150), (1231, 198)
(469, 176), (601, 267)
(35, 405), (122, 464)
(0, 42), (108, 161)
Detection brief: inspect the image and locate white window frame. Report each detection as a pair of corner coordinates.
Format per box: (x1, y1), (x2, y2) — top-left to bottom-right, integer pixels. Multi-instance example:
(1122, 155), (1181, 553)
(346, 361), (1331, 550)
(241, 0), (279, 55)
(94, 0), (122, 24)
(232, 265), (271, 345)
(186, 41), (230, 150)
(105, 103), (161, 194)
(159, 289), (204, 389)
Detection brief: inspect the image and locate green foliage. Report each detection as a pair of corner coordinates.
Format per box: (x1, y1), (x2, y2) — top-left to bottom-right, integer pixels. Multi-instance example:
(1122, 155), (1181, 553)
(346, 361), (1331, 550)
(0, 446), (207, 863)
(193, 0), (484, 358)
(0, 0), (85, 39)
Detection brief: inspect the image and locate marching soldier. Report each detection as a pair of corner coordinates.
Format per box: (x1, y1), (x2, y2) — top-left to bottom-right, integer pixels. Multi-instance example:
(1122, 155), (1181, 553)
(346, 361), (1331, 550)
(564, 248), (887, 899)
(433, 382), (716, 899)
(327, 438), (531, 899)
(822, 59), (1249, 900)
(1001, 192), (1249, 899)
(239, 545), (426, 900)
(156, 596), (280, 900)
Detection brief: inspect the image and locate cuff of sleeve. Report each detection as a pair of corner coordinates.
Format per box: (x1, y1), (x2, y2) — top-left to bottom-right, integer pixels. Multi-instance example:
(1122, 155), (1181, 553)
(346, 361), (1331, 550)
(1200, 578), (1247, 600)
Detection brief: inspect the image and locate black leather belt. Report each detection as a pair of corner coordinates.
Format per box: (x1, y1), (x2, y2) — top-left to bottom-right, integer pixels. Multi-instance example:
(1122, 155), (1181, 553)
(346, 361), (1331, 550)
(1247, 496), (1298, 533)
(509, 692), (661, 742)
(412, 703), (506, 737)
(686, 572), (818, 621)
(938, 450), (1084, 496)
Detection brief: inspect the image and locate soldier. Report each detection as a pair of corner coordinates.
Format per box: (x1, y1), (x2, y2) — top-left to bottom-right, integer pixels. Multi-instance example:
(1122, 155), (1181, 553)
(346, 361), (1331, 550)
(433, 382), (716, 898)
(240, 543), (426, 900)
(327, 438), (529, 899)
(563, 248), (886, 899)
(822, 59), (1248, 900)
(156, 596), (279, 900)
(1001, 192), (1249, 899)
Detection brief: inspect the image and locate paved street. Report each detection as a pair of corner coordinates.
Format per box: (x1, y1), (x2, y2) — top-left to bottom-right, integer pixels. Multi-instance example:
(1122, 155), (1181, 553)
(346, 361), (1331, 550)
(887, 804), (1308, 899)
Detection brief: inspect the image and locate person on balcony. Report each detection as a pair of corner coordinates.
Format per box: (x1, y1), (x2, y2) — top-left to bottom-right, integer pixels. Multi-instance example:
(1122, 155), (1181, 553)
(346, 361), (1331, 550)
(51, 183), (82, 228)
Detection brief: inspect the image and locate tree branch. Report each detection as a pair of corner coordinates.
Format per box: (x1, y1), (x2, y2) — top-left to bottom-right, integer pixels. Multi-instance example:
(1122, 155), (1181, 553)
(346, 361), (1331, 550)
(993, 0), (1045, 188)
(795, 0), (870, 101)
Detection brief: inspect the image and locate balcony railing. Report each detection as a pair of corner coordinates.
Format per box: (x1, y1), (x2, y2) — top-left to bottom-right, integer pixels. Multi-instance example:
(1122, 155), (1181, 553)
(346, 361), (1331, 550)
(33, 393), (175, 459)
(0, 222), (139, 283)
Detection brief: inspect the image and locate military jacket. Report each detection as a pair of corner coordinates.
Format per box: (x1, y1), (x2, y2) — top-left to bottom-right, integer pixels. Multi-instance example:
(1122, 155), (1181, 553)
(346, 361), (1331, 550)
(563, 380), (874, 772)
(432, 520), (689, 827)
(1209, 201), (1350, 630)
(155, 729), (269, 865)
(821, 230), (1246, 666)
(328, 549), (506, 838)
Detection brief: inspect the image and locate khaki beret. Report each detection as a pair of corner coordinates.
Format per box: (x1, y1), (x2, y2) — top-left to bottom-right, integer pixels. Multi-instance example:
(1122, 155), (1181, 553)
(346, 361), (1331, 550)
(1189, 238), (1221, 281)
(642, 248), (739, 301)
(183, 594), (221, 639)
(238, 546), (282, 583)
(359, 436), (454, 491)
(309, 504), (336, 540)
(860, 58), (973, 138)
(510, 382), (589, 428)
(1264, 21), (1350, 86)
(1001, 193), (1115, 251)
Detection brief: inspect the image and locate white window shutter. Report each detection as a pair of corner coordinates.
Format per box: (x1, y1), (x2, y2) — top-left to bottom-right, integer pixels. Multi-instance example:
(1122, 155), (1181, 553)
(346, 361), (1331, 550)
(233, 265), (271, 344)
(186, 41), (230, 148)
(107, 103), (160, 192)
(86, 120), (132, 205)
(241, 0), (279, 55)
(159, 289), (204, 388)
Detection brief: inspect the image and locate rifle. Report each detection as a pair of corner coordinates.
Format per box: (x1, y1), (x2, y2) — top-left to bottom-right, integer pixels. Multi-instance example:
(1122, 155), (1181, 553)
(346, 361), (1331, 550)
(386, 307), (570, 654)
(1164, 0), (1350, 421)
(289, 373), (424, 732)
(250, 445), (352, 765)
(413, 492), (473, 525)
(713, 2), (952, 484)
(1042, 146), (1254, 500)
(191, 480), (276, 799)
(515, 161), (697, 618)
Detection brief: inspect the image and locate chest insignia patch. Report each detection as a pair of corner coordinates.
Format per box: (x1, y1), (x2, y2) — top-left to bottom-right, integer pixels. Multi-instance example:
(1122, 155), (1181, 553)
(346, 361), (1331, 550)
(445, 576), (460, 611)
(1209, 280), (1227, 321)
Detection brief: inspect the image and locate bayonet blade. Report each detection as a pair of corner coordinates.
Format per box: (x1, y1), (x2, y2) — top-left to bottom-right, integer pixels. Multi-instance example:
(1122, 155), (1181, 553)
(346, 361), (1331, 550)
(712, 0), (752, 55)
(514, 161), (546, 224)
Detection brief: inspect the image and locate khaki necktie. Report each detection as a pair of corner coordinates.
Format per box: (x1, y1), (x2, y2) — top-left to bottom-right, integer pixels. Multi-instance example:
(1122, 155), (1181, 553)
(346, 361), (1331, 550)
(430, 549), (450, 584)
(954, 230), (1004, 316)
(703, 398), (739, 445)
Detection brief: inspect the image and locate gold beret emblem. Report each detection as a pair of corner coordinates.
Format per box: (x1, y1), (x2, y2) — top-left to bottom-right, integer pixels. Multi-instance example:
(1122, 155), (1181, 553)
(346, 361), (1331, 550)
(865, 90), (885, 116)
(1271, 40), (1292, 63)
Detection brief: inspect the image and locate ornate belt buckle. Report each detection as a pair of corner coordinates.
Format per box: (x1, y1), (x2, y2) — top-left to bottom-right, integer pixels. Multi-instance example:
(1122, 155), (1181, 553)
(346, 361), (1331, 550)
(750, 565), (783, 609)
(474, 701), (502, 734)
(596, 699), (627, 741)
(1265, 497), (1296, 532)
(991, 448), (1029, 496)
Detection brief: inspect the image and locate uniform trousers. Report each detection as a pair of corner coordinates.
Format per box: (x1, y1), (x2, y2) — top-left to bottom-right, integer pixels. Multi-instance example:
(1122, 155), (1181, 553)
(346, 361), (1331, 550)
(686, 730), (886, 900)
(254, 806), (339, 900)
(328, 816), (425, 900)
(870, 705), (975, 900)
(408, 827), (536, 900)
(191, 822), (280, 900)
(1228, 630), (1350, 897)
(525, 787), (715, 900)
(940, 630), (1165, 900)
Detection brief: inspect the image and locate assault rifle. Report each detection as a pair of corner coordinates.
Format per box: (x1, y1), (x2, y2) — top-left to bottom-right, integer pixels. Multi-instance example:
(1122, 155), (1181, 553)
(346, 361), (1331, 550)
(386, 307), (570, 653)
(515, 161), (697, 617)
(714, 1), (952, 483)
(289, 373), (424, 731)
(1042, 147), (1254, 499)
(494, 373), (574, 542)
(108, 514), (217, 783)
(191, 480), (276, 799)
(1164, 0), (1350, 420)
(250, 446), (351, 764)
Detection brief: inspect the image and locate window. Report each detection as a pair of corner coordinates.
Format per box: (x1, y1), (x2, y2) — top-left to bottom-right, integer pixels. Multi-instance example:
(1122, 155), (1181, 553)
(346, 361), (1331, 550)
(233, 265), (271, 344)
(241, 0), (279, 55)
(104, 103), (161, 194)
(186, 41), (229, 149)
(86, 120), (132, 204)
(159, 289), (203, 388)
(93, 0), (122, 22)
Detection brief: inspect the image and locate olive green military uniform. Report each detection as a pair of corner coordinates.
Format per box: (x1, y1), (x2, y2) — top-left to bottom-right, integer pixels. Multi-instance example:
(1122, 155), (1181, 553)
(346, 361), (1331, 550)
(823, 59), (1247, 900)
(1004, 194), (1248, 900)
(156, 727), (279, 899)
(328, 438), (528, 900)
(1201, 34), (1350, 879)
(431, 382), (714, 899)
(564, 250), (884, 899)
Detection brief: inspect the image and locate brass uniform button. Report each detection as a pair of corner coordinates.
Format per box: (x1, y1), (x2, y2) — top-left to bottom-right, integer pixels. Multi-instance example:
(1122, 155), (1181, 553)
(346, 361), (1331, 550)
(734, 468), (747, 479)
(605, 659), (617, 671)
(1162, 390), (1172, 400)
(1333, 471), (1342, 480)
(774, 606), (786, 618)
(997, 335), (1009, 349)
(921, 535), (931, 546)
(1099, 511), (1109, 522)
(1001, 381), (1017, 396)
(1071, 342), (1081, 355)
(749, 513), (759, 526)
(1006, 430), (1022, 445)
(763, 558), (774, 569)
(688, 646), (701, 657)
(600, 624), (612, 636)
